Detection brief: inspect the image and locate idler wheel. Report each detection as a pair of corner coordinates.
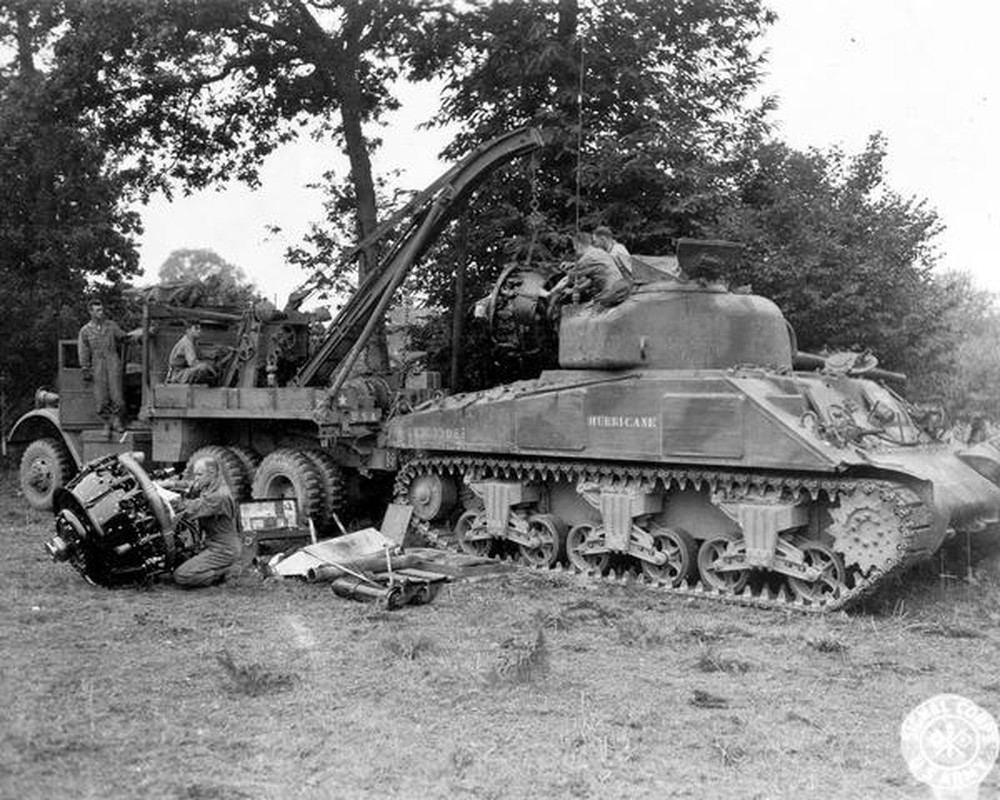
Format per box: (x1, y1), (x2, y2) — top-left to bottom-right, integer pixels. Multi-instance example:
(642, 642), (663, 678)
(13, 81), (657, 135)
(641, 526), (696, 587)
(788, 541), (847, 604)
(454, 510), (491, 557)
(566, 522), (610, 574)
(696, 536), (749, 594)
(407, 473), (458, 522)
(518, 514), (565, 568)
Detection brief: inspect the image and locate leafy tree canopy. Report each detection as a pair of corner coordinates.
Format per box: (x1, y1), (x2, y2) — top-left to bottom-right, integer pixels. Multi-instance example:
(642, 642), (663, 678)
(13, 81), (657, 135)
(0, 0), (142, 414)
(710, 134), (960, 394)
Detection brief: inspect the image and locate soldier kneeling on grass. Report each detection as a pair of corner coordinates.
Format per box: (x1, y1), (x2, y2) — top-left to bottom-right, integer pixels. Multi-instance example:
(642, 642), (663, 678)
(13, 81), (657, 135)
(171, 455), (241, 587)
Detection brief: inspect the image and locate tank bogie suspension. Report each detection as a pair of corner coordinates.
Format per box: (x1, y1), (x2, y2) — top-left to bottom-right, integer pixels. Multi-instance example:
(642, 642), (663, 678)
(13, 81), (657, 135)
(397, 456), (930, 612)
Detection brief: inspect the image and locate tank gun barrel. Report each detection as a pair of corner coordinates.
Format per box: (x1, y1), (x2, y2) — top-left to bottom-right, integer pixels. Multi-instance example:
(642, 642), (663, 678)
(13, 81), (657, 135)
(793, 351), (906, 385)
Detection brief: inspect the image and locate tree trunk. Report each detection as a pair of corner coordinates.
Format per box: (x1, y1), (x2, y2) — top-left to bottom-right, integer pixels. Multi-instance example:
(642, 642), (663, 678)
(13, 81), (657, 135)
(15, 5), (37, 78)
(337, 68), (390, 373)
(291, 0), (390, 373)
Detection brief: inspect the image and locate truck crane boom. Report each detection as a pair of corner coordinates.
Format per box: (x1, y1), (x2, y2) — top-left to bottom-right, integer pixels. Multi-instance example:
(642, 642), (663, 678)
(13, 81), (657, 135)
(291, 126), (549, 390)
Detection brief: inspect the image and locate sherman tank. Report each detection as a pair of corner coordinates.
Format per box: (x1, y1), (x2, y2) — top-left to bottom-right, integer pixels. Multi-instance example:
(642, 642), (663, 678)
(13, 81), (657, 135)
(388, 240), (1000, 611)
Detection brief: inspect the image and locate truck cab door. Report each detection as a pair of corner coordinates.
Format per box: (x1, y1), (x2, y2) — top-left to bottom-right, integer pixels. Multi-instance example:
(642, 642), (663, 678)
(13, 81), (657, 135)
(57, 339), (102, 428)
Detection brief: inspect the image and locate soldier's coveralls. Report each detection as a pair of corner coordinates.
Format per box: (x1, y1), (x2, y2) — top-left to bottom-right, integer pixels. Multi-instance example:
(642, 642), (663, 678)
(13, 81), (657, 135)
(167, 333), (216, 384)
(173, 475), (241, 587)
(77, 320), (127, 424)
(567, 245), (625, 304)
(607, 240), (633, 281)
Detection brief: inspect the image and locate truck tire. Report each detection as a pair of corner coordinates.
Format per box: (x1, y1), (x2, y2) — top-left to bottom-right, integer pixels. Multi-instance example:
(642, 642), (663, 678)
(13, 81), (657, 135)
(186, 446), (253, 499)
(251, 449), (324, 526)
(19, 438), (75, 511)
(302, 450), (348, 531)
(227, 446), (261, 483)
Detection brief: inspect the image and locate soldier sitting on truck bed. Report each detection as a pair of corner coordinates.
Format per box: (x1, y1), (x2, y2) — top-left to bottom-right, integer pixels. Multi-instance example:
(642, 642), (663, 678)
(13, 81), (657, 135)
(167, 321), (218, 385)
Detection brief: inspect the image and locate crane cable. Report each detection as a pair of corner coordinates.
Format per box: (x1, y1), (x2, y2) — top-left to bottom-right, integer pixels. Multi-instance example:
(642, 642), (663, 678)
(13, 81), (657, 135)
(570, 33), (585, 303)
(574, 34), (585, 235)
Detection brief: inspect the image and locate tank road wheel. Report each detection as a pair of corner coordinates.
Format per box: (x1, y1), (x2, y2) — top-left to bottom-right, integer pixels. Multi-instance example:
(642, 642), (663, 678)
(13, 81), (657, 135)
(303, 450), (348, 529)
(186, 446), (253, 499)
(407, 473), (458, 522)
(19, 438), (75, 511)
(454, 510), (491, 557)
(566, 522), (610, 574)
(788, 541), (848, 605)
(641, 526), (696, 587)
(251, 449), (324, 525)
(519, 514), (565, 568)
(697, 536), (749, 594)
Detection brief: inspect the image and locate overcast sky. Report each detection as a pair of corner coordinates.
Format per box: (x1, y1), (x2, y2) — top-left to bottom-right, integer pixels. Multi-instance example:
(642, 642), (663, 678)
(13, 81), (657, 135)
(137, 0), (1000, 304)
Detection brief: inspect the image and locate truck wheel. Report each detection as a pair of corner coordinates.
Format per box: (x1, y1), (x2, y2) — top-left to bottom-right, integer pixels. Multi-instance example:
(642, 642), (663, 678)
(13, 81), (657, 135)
(19, 438), (75, 511)
(252, 449), (324, 527)
(186, 446), (253, 499)
(302, 450), (347, 530)
(227, 446), (261, 483)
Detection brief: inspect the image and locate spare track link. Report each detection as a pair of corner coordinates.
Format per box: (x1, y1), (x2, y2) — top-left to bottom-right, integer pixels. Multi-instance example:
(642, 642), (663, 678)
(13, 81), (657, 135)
(395, 454), (932, 614)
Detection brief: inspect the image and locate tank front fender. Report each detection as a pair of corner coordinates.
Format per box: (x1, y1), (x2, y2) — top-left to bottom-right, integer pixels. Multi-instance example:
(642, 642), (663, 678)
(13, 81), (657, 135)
(7, 409), (82, 469)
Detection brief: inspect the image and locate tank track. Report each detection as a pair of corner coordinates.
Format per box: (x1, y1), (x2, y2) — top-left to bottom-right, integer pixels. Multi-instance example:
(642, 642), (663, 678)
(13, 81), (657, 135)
(395, 454), (934, 614)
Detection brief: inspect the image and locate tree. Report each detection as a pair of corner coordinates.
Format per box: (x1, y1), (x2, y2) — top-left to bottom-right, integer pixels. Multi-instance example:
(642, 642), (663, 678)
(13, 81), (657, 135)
(0, 1), (142, 417)
(157, 248), (259, 306)
(921, 275), (1000, 422)
(709, 135), (968, 396)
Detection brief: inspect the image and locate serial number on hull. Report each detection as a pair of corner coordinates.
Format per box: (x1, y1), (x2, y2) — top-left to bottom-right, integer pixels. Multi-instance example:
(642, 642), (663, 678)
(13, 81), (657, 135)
(408, 426), (465, 445)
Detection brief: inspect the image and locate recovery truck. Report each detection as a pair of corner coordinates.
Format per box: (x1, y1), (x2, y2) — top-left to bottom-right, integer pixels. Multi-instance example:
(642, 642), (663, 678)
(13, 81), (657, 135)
(10, 127), (550, 530)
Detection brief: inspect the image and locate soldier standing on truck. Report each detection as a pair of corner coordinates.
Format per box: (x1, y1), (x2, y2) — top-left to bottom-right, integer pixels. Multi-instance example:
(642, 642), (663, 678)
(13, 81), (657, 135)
(171, 455), (241, 587)
(78, 299), (139, 437)
(167, 321), (217, 384)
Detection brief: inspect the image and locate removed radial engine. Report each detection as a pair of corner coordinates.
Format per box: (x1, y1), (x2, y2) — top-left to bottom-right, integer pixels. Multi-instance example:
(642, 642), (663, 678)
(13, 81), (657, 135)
(389, 240), (1000, 612)
(45, 452), (198, 586)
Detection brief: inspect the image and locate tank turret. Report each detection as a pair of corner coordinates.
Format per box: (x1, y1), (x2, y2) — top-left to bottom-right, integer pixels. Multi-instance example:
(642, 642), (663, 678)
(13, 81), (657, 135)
(559, 281), (792, 371)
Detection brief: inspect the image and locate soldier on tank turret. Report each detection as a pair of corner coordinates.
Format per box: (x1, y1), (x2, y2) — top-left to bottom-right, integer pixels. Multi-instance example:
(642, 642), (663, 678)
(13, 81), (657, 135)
(593, 225), (633, 281)
(547, 232), (628, 310)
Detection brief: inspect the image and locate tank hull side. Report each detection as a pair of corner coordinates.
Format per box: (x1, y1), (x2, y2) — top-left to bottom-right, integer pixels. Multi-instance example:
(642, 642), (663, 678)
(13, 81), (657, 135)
(389, 370), (1000, 543)
(388, 370), (840, 472)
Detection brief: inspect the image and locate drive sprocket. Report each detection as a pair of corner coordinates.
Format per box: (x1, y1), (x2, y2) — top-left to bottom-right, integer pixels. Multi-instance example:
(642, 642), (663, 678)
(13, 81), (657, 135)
(828, 489), (905, 573)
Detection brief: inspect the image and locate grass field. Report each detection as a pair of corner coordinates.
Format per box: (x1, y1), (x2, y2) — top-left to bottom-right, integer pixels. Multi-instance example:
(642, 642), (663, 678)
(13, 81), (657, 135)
(3, 467), (1000, 799)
